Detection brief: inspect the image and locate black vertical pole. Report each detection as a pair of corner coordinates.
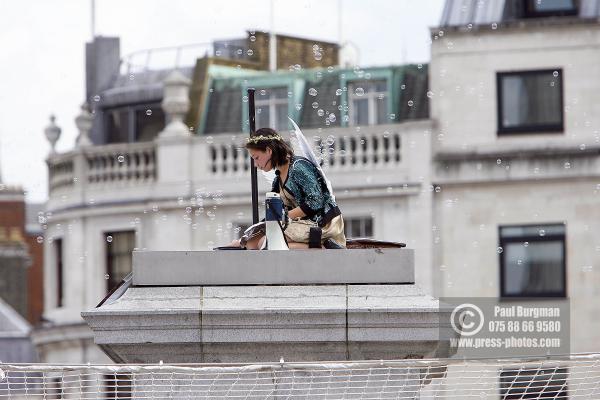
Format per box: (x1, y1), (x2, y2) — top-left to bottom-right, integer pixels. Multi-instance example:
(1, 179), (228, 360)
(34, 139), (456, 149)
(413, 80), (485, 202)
(248, 88), (259, 224)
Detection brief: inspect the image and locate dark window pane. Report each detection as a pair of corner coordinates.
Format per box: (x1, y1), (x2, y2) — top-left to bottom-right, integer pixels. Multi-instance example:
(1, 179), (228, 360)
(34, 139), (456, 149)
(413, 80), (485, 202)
(104, 374), (133, 399)
(106, 231), (135, 292)
(533, 0), (575, 12)
(503, 241), (564, 296)
(500, 71), (562, 130)
(353, 98), (369, 125)
(500, 368), (568, 399)
(135, 107), (165, 141)
(344, 217), (374, 238)
(364, 218), (373, 237)
(275, 103), (288, 131)
(55, 239), (63, 308)
(349, 80), (388, 126)
(271, 87), (288, 99)
(256, 105), (270, 129)
(105, 109), (130, 143)
(501, 224), (564, 239)
(376, 96), (389, 124)
(499, 223), (566, 297)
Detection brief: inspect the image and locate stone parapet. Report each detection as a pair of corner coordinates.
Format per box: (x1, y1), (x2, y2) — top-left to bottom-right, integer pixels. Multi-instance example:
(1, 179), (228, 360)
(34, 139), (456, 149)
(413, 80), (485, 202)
(82, 249), (455, 364)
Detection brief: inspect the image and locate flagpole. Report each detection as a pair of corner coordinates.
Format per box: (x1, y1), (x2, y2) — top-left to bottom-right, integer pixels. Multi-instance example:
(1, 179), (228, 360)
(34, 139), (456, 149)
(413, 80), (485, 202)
(248, 88), (259, 224)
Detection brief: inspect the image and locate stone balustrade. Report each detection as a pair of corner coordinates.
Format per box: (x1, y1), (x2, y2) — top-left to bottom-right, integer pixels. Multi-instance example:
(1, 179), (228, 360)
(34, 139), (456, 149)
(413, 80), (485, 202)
(46, 121), (430, 210)
(47, 155), (75, 193)
(85, 142), (156, 184)
(206, 125), (404, 178)
(47, 142), (156, 195)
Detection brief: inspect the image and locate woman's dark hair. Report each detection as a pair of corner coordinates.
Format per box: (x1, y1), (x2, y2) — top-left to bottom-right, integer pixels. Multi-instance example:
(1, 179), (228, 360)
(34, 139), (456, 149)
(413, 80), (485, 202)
(245, 127), (294, 167)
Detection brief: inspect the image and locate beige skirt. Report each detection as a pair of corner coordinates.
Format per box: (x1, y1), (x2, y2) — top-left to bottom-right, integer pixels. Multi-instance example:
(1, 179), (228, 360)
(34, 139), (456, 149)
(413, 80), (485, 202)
(284, 215), (346, 247)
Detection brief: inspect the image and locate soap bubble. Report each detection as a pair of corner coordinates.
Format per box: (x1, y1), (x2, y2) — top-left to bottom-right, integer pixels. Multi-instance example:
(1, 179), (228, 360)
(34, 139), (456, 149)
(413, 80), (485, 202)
(146, 109), (152, 116)
(354, 87), (365, 96)
(308, 88), (318, 96)
(106, 235), (113, 243)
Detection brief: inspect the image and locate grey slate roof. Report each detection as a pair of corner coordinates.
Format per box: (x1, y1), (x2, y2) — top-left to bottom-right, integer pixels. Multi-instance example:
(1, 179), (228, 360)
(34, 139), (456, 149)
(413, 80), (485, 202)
(100, 67), (194, 108)
(204, 86), (244, 134)
(300, 74), (343, 129)
(439, 0), (600, 27)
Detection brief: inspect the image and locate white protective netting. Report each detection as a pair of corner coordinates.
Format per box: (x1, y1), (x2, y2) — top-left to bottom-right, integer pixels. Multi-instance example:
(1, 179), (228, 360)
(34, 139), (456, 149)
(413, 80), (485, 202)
(1, 353), (600, 399)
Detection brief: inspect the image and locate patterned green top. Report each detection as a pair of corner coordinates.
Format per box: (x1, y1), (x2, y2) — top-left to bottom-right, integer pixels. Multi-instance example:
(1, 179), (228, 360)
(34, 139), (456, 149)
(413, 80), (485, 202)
(272, 156), (341, 227)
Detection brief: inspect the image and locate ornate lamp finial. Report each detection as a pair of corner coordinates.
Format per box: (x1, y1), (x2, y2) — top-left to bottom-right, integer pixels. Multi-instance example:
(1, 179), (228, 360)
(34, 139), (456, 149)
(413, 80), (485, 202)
(75, 103), (93, 148)
(44, 114), (62, 153)
(159, 70), (192, 138)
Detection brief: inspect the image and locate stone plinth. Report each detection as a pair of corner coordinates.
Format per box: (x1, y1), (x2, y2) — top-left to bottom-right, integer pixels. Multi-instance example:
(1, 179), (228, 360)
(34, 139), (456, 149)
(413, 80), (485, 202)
(133, 248), (414, 286)
(82, 249), (455, 363)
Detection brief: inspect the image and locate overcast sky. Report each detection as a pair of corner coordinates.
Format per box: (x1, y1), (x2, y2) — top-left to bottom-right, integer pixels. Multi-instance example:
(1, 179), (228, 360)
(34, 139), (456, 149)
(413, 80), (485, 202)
(0, 0), (444, 202)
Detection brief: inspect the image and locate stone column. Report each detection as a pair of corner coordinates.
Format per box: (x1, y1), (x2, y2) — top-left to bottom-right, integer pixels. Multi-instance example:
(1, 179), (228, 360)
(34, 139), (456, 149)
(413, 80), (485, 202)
(159, 70), (192, 139)
(155, 70), (193, 188)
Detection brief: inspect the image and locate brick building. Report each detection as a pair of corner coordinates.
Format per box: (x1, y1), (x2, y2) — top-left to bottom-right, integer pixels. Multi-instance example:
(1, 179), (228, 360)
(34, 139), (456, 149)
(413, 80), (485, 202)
(0, 185), (44, 325)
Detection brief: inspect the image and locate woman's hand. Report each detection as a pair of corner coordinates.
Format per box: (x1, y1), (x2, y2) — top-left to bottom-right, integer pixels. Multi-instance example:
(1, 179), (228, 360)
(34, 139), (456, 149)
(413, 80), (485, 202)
(287, 206), (307, 220)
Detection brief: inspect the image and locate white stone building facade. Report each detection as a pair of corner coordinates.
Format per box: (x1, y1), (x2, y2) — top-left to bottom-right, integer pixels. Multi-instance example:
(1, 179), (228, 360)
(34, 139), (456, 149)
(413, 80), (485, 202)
(36, 0), (600, 366)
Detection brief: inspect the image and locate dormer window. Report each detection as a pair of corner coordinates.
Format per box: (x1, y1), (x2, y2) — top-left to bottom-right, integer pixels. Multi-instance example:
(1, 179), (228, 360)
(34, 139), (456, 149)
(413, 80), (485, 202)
(523, 0), (578, 18)
(255, 87), (289, 131)
(348, 80), (388, 126)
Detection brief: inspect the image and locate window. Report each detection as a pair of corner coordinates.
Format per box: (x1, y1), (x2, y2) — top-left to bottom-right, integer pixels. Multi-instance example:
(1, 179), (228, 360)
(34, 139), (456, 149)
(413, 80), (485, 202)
(497, 69), (563, 134)
(344, 217), (374, 238)
(47, 377), (63, 399)
(105, 231), (135, 292)
(105, 104), (165, 143)
(523, 0), (577, 18)
(348, 80), (388, 126)
(255, 87), (289, 131)
(104, 374), (132, 399)
(500, 368), (568, 399)
(499, 224), (566, 298)
(55, 238), (64, 308)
